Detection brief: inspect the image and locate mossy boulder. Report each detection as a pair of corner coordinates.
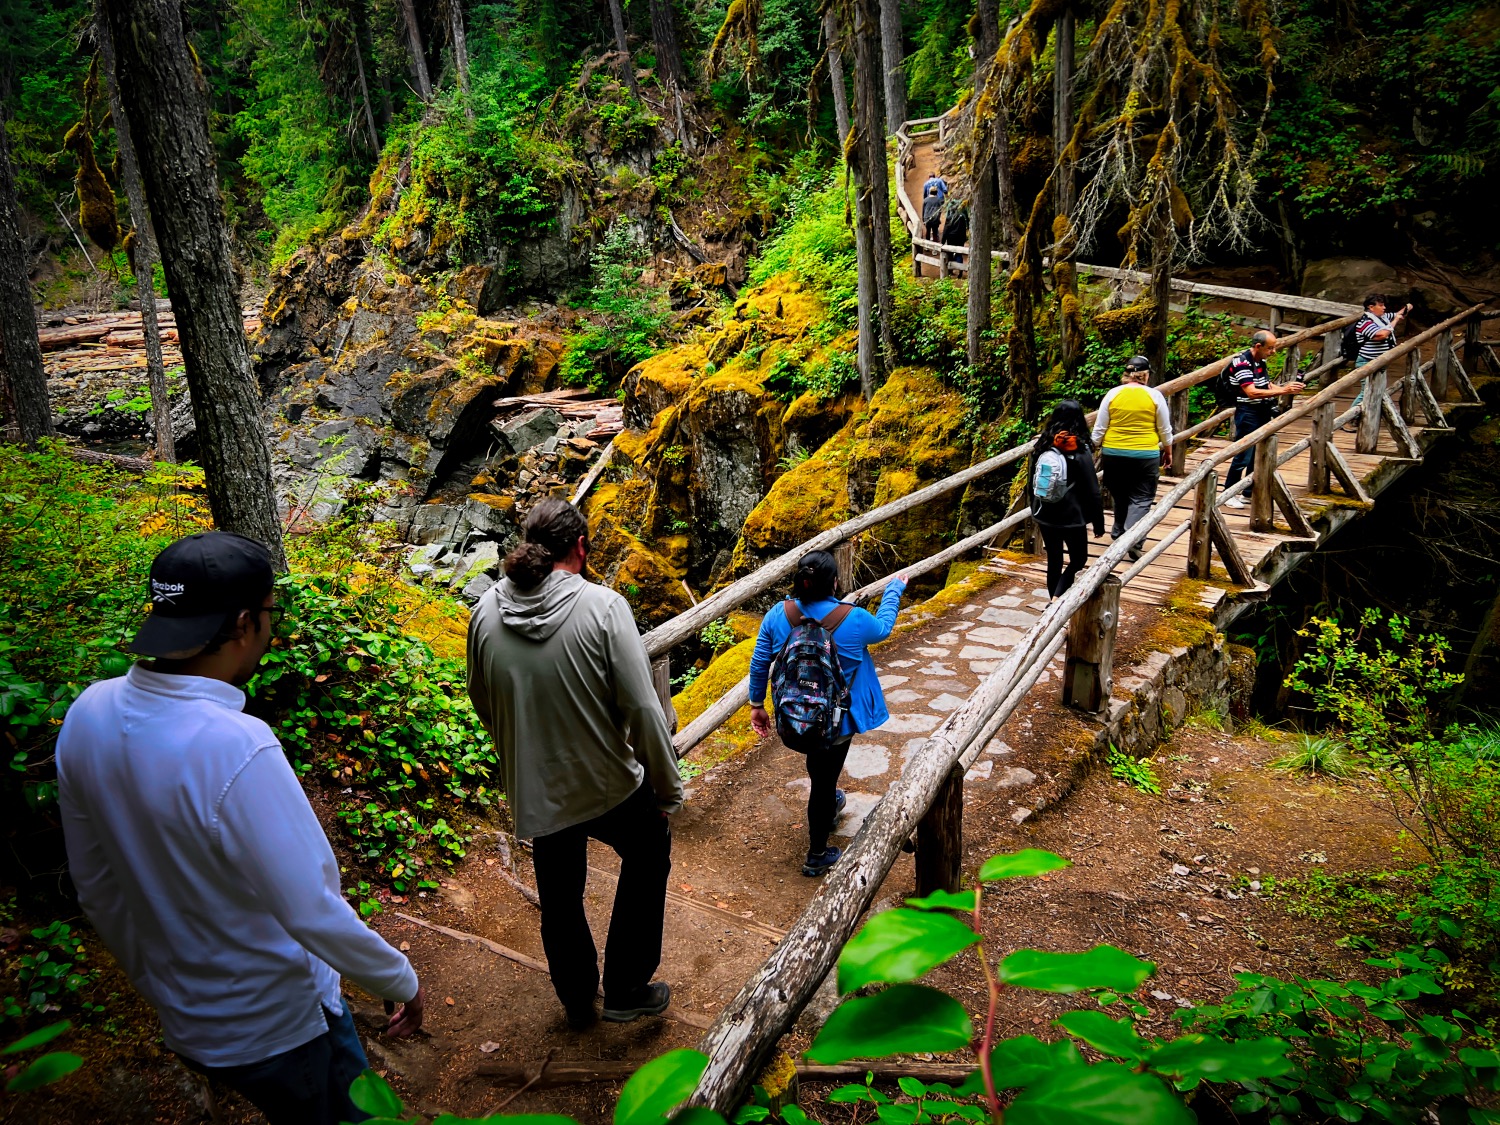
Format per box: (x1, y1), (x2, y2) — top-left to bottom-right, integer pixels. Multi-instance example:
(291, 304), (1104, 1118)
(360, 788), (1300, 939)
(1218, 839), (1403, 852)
(623, 347), (704, 430)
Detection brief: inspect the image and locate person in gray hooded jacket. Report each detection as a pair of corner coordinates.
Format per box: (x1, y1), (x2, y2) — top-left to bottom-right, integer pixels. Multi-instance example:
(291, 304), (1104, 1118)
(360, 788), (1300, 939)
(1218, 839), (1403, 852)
(467, 499), (683, 1031)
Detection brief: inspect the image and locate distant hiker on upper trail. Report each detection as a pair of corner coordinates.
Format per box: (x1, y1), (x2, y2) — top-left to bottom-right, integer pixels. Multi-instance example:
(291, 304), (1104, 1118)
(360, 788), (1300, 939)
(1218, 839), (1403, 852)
(1093, 355), (1173, 563)
(467, 498), (682, 1032)
(922, 185), (944, 244)
(1347, 293), (1412, 428)
(58, 532), (423, 1125)
(1030, 400), (1105, 598)
(922, 172), (948, 203)
(1221, 330), (1305, 508)
(748, 552), (907, 877)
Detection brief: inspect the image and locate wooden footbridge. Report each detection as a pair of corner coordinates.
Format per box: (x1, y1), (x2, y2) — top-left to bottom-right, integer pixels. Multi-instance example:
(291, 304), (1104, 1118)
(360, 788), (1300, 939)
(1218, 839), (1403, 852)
(606, 123), (1497, 1109)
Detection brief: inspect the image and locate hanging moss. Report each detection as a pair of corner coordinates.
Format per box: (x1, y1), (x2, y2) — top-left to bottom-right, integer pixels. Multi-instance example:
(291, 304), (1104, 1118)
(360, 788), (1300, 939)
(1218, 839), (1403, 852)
(63, 120), (119, 259)
(1093, 301), (1153, 344)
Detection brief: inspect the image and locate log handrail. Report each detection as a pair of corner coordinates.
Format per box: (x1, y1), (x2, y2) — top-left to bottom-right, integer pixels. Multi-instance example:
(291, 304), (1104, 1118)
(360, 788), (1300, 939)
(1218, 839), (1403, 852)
(684, 304), (1487, 1111)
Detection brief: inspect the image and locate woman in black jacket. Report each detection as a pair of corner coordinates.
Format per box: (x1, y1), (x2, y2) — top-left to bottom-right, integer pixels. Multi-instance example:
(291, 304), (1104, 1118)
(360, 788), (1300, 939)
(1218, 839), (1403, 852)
(1028, 399), (1105, 598)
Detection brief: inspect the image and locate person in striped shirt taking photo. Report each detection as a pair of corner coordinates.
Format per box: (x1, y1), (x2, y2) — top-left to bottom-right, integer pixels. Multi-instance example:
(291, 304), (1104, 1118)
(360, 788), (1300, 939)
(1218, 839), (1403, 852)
(1347, 293), (1412, 429)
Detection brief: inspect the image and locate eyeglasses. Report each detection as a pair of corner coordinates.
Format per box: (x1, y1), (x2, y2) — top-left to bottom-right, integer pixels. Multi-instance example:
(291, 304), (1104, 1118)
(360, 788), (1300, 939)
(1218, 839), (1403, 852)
(265, 605), (285, 631)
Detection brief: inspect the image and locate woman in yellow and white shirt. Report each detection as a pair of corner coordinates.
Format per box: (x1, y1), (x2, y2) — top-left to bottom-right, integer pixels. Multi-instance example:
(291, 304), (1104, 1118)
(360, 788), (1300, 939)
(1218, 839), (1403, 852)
(1091, 355), (1173, 562)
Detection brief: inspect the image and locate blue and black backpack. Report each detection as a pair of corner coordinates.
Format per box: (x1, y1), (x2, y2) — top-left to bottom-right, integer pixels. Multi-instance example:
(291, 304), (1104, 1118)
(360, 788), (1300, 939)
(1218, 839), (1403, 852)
(770, 599), (853, 753)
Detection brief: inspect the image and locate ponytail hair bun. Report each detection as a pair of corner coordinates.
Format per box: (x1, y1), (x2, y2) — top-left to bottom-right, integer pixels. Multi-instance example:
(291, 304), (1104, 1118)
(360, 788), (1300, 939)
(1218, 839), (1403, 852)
(792, 550), (839, 601)
(503, 541), (554, 591)
(503, 498), (589, 591)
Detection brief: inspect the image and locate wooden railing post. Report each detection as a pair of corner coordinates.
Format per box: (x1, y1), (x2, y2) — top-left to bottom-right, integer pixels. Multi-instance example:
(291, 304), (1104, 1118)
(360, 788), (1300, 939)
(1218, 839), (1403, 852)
(1400, 349), (1421, 425)
(1062, 575), (1120, 712)
(1321, 328), (1342, 372)
(1250, 434), (1277, 532)
(1167, 392), (1189, 476)
(651, 656), (677, 734)
(833, 541), (856, 595)
(1356, 365), (1387, 455)
(1433, 329), (1453, 401)
(1187, 473), (1216, 578)
(1307, 400), (1334, 494)
(913, 766), (964, 896)
(1464, 317), (1483, 374)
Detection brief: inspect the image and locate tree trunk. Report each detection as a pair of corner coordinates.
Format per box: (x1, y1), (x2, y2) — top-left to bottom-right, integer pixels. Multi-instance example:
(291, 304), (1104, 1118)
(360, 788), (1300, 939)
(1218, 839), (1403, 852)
(967, 0), (1000, 370)
(852, 0), (893, 365)
(398, 0), (433, 101)
(994, 105), (1018, 246)
(966, 150), (993, 369)
(823, 9), (851, 145)
(878, 0), (906, 137)
(102, 0), (287, 567)
(1143, 213), (1173, 383)
(351, 11), (382, 152)
(606, 0), (640, 95)
(95, 4), (174, 461)
(447, 0), (473, 118)
(648, 0), (686, 89)
(1053, 7), (1078, 379)
(0, 119), (52, 446)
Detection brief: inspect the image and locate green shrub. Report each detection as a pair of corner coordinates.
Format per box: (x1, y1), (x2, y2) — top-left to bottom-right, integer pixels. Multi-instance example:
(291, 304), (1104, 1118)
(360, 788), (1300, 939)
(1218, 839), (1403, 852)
(2, 920), (101, 1022)
(559, 226), (674, 389)
(1107, 744), (1162, 795)
(1270, 734), (1358, 778)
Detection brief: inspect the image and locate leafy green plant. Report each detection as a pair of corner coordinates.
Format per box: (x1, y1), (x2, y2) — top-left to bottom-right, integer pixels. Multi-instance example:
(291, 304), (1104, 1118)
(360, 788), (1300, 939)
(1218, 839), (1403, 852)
(1179, 946), (1500, 1122)
(2, 922), (101, 1021)
(3, 1020), (82, 1094)
(700, 619), (736, 654)
(1271, 734), (1357, 778)
(559, 227), (674, 391)
(1106, 745), (1162, 795)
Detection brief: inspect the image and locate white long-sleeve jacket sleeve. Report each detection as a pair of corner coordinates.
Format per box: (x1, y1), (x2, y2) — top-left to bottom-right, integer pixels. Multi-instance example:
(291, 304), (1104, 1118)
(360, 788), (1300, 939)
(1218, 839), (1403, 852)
(217, 748), (418, 1004)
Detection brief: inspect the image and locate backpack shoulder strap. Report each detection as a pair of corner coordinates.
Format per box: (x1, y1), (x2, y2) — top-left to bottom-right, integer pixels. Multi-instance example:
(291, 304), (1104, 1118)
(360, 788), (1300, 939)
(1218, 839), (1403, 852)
(822, 603), (854, 634)
(784, 598), (805, 627)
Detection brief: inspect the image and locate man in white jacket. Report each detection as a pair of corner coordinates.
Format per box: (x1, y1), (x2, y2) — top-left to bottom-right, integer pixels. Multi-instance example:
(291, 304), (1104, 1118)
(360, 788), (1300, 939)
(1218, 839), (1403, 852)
(57, 532), (423, 1125)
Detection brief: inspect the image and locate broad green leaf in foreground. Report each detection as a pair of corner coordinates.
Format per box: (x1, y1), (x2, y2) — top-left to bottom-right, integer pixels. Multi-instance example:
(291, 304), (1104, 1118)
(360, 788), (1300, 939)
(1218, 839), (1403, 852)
(978, 850), (1072, 882)
(672, 1109), (730, 1125)
(1056, 1010), (1149, 1061)
(615, 1049), (710, 1125)
(1005, 1060), (1194, 1125)
(905, 889), (977, 912)
(5, 1052), (84, 1094)
(998, 946), (1155, 994)
(1146, 1034), (1293, 1083)
(837, 908), (980, 993)
(350, 1069), (407, 1117)
(989, 1035), (1083, 1090)
(807, 984), (973, 1064)
(2, 1020), (71, 1054)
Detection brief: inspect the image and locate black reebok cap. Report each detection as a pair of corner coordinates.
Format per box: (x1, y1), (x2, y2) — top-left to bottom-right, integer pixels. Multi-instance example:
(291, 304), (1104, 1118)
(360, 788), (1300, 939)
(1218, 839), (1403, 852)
(129, 532), (276, 658)
(1125, 355), (1152, 372)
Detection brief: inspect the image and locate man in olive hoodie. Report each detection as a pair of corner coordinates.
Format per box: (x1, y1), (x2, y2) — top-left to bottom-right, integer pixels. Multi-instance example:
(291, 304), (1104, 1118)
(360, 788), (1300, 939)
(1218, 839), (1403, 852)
(466, 500), (682, 1030)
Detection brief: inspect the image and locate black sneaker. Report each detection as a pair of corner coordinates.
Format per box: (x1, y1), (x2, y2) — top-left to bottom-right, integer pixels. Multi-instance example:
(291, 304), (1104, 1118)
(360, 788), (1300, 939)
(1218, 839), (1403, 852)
(833, 789), (847, 816)
(802, 846), (842, 877)
(602, 982), (671, 1023)
(566, 1003), (598, 1031)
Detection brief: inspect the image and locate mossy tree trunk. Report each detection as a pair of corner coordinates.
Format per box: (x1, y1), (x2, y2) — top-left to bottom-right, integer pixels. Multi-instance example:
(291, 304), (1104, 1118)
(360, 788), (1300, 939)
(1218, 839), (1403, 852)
(0, 120), (52, 446)
(607, 0), (641, 95)
(103, 0), (286, 567)
(398, 0), (433, 102)
(879, 0), (906, 137)
(95, 4), (173, 461)
(852, 0), (893, 367)
(824, 9), (851, 145)
(966, 0), (1000, 372)
(1053, 7), (1081, 380)
(447, 0), (473, 119)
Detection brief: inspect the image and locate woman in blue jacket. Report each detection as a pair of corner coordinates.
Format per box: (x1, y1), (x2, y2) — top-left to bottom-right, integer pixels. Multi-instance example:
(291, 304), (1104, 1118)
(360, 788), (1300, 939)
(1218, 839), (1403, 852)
(749, 551), (907, 877)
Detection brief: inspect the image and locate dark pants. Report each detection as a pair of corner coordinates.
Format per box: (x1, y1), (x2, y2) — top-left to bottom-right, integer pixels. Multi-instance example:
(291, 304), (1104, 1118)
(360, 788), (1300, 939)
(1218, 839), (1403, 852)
(1039, 524), (1090, 598)
(1101, 454), (1160, 540)
(925, 218), (941, 242)
(1224, 405), (1270, 488)
(805, 735), (853, 854)
(184, 1000), (369, 1125)
(531, 782), (672, 1013)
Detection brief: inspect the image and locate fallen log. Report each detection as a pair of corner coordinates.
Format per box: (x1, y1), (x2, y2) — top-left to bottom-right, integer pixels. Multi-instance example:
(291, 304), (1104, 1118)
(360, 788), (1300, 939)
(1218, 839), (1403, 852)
(66, 447), (155, 473)
(476, 1059), (975, 1087)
